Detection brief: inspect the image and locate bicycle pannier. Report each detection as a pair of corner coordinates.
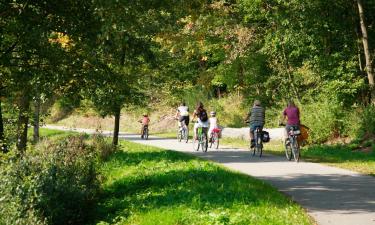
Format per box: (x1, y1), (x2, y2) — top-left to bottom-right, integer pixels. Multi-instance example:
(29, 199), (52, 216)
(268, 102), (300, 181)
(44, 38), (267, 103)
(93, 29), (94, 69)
(262, 131), (270, 142)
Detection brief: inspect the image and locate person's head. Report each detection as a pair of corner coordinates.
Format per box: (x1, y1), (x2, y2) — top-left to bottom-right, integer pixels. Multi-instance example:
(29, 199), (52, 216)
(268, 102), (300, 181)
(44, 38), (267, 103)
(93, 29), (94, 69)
(181, 101), (186, 106)
(210, 111), (216, 117)
(196, 101), (204, 109)
(287, 100), (295, 107)
(143, 113), (148, 117)
(253, 100), (261, 106)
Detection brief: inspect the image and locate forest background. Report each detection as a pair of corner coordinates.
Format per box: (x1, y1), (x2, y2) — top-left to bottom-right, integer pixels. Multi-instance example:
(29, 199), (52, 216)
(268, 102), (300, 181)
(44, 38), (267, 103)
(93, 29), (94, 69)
(1, 0), (375, 151)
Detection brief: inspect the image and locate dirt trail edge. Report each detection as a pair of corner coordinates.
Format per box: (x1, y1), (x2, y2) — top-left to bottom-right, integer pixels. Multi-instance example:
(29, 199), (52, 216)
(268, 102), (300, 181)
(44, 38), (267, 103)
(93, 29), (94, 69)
(45, 125), (375, 225)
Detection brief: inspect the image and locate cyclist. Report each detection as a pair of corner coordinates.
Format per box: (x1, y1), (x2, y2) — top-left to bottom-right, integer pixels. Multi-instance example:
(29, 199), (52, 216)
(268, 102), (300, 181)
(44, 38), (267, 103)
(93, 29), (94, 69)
(245, 100), (265, 148)
(191, 102), (209, 140)
(175, 102), (190, 129)
(208, 111), (219, 140)
(138, 113), (150, 138)
(281, 100), (300, 144)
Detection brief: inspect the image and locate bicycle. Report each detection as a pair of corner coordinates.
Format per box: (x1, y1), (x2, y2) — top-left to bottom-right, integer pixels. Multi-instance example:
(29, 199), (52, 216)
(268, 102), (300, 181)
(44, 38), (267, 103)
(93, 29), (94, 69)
(193, 125), (208, 152)
(209, 128), (220, 149)
(177, 120), (189, 143)
(284, 125), (301, 162)
(251, 126), (263, 157)
(141, 125), (149, 140)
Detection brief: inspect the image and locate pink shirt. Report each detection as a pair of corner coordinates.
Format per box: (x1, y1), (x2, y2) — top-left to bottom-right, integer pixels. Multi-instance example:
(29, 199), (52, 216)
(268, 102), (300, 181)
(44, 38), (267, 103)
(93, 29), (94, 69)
(142, 116), (150, 125)
(283, 106), (300, 125)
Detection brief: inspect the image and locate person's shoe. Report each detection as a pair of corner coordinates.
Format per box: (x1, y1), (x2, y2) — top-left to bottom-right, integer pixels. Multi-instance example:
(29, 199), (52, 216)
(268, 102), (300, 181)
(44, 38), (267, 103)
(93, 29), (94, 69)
(250, 139), (255, 148)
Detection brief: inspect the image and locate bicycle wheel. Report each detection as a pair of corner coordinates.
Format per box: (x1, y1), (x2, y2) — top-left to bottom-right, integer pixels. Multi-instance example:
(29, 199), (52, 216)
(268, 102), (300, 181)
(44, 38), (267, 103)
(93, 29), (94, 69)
(257, 137), (263, 157)
(209, 134), (213, 148)
(184, 128), (189, 143)
(291, 138), (300, 162)
(215, 137), (219, 149)
(144, 128), (149, 140)
(285, 139), (293, 161)
(252, 132), (258, 156)
(214, 134), (219, 149)
(202, 132), (208, 152)
(193, 137), (200, 151)
(178, 128), (182, 142)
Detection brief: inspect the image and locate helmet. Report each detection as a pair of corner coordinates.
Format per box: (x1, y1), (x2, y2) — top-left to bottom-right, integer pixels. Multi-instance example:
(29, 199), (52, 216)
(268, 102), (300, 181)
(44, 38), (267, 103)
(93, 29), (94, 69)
(210, 111), (216, 116)
(143, 113), (148, 116)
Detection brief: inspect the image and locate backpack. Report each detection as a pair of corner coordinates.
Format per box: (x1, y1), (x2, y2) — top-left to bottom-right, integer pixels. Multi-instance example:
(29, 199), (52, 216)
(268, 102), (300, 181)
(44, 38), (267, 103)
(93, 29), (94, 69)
(199, 110), (208, 122)
(262, 131), (270, 143)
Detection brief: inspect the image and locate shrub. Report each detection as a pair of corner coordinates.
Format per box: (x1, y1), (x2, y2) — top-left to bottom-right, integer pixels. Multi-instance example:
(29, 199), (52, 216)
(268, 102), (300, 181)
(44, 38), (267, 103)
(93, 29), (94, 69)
(301, 101), (346, 143)
(92, 133), (116, 160)
(0, 135), (100, 225)
(358, 105), (375, 139)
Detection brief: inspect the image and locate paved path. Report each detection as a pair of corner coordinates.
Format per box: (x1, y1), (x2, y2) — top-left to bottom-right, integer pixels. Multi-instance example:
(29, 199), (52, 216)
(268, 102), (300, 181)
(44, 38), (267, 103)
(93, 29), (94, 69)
(45, 125), (375, 225)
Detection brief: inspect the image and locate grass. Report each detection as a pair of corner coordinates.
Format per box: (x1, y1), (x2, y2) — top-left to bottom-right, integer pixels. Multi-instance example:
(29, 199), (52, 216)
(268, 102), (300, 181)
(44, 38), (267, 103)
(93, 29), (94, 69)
(28, 128), (81, 142)
(92, 141), (313, 225)
(219, 137), (375, 176)
(301, 144), (375, 176)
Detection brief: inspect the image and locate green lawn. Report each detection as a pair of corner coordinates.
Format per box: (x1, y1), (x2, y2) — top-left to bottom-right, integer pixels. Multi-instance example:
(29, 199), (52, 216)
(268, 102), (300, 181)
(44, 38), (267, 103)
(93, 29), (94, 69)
(220, 137), (375, 176)
(302, 144), (375, 176)
(93, 141), (313, 225)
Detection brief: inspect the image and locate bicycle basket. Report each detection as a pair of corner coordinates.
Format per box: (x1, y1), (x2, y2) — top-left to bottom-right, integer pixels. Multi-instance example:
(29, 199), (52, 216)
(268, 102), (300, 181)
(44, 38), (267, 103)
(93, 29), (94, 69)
(289, 130), (301, 135)
(212, 128), (221, 133)
(262, 131), (270, 142)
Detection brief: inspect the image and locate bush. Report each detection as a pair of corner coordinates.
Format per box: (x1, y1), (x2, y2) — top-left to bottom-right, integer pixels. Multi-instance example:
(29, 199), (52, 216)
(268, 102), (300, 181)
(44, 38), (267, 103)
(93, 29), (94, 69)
(92, 133), (116, 160)
(358, 105), (375, 139)
(0, 135), (100, 225)
(301, 101), (347, 143)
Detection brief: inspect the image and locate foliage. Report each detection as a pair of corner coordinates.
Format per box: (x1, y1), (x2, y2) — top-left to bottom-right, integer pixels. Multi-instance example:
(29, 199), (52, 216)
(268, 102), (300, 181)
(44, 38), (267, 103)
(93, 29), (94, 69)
(0, 135), (100, 225)
(93, 141), (312, 225)
(358, 106), (375, 139)
(92, 133), (117, 161)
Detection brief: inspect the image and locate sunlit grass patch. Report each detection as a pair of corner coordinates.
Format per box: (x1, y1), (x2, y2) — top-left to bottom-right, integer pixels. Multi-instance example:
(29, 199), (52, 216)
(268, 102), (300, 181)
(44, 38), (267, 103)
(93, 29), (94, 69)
(93, 141), (312, 225)
(302, 144), (375, 176)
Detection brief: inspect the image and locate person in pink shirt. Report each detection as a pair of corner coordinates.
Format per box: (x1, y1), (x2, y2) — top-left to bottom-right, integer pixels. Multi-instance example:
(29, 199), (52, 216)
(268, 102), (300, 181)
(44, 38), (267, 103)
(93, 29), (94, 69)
(282, 100), (300, 142)
(138, 114), (150, 138)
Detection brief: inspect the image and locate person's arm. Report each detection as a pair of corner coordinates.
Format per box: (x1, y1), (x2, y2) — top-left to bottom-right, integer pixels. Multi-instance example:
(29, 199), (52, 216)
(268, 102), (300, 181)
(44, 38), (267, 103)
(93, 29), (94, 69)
(281, 109), (287, 124)
(175, 108), (180, 118)
(191, 110), (197, 121)
(244, 111), (250, 122)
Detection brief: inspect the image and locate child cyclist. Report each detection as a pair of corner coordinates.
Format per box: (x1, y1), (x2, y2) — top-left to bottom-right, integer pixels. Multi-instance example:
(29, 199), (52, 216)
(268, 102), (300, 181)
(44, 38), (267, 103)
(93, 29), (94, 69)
(208, 111), (220, 140)
(138, 113), (150, 138)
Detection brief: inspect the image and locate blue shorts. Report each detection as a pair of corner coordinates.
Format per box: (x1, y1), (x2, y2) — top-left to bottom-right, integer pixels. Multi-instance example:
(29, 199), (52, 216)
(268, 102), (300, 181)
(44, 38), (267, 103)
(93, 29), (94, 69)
(250, 124), (263, 132)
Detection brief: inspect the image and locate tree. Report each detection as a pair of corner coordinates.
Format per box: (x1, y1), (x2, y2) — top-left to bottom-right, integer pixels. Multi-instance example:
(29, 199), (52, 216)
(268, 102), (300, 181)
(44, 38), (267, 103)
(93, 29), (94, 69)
(89, 0), (206, 145)
(356, 0), (375, 103)
(0, 0), (98, 152)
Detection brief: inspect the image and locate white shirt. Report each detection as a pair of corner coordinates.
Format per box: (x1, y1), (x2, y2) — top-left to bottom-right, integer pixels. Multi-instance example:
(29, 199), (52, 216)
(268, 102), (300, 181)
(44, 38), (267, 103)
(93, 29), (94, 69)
(209, 117), (218, 129)
(178, 106), (189, 116)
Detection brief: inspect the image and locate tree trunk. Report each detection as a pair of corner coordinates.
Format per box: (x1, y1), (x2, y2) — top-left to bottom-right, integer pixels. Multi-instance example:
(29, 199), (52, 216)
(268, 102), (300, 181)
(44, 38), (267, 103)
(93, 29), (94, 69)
(0, 100), (8, 153)
(33, 96), (41, 143)
(16, 94), (30, 153)
(112, 106), (121, 146)
(357, 0), (375, 103)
